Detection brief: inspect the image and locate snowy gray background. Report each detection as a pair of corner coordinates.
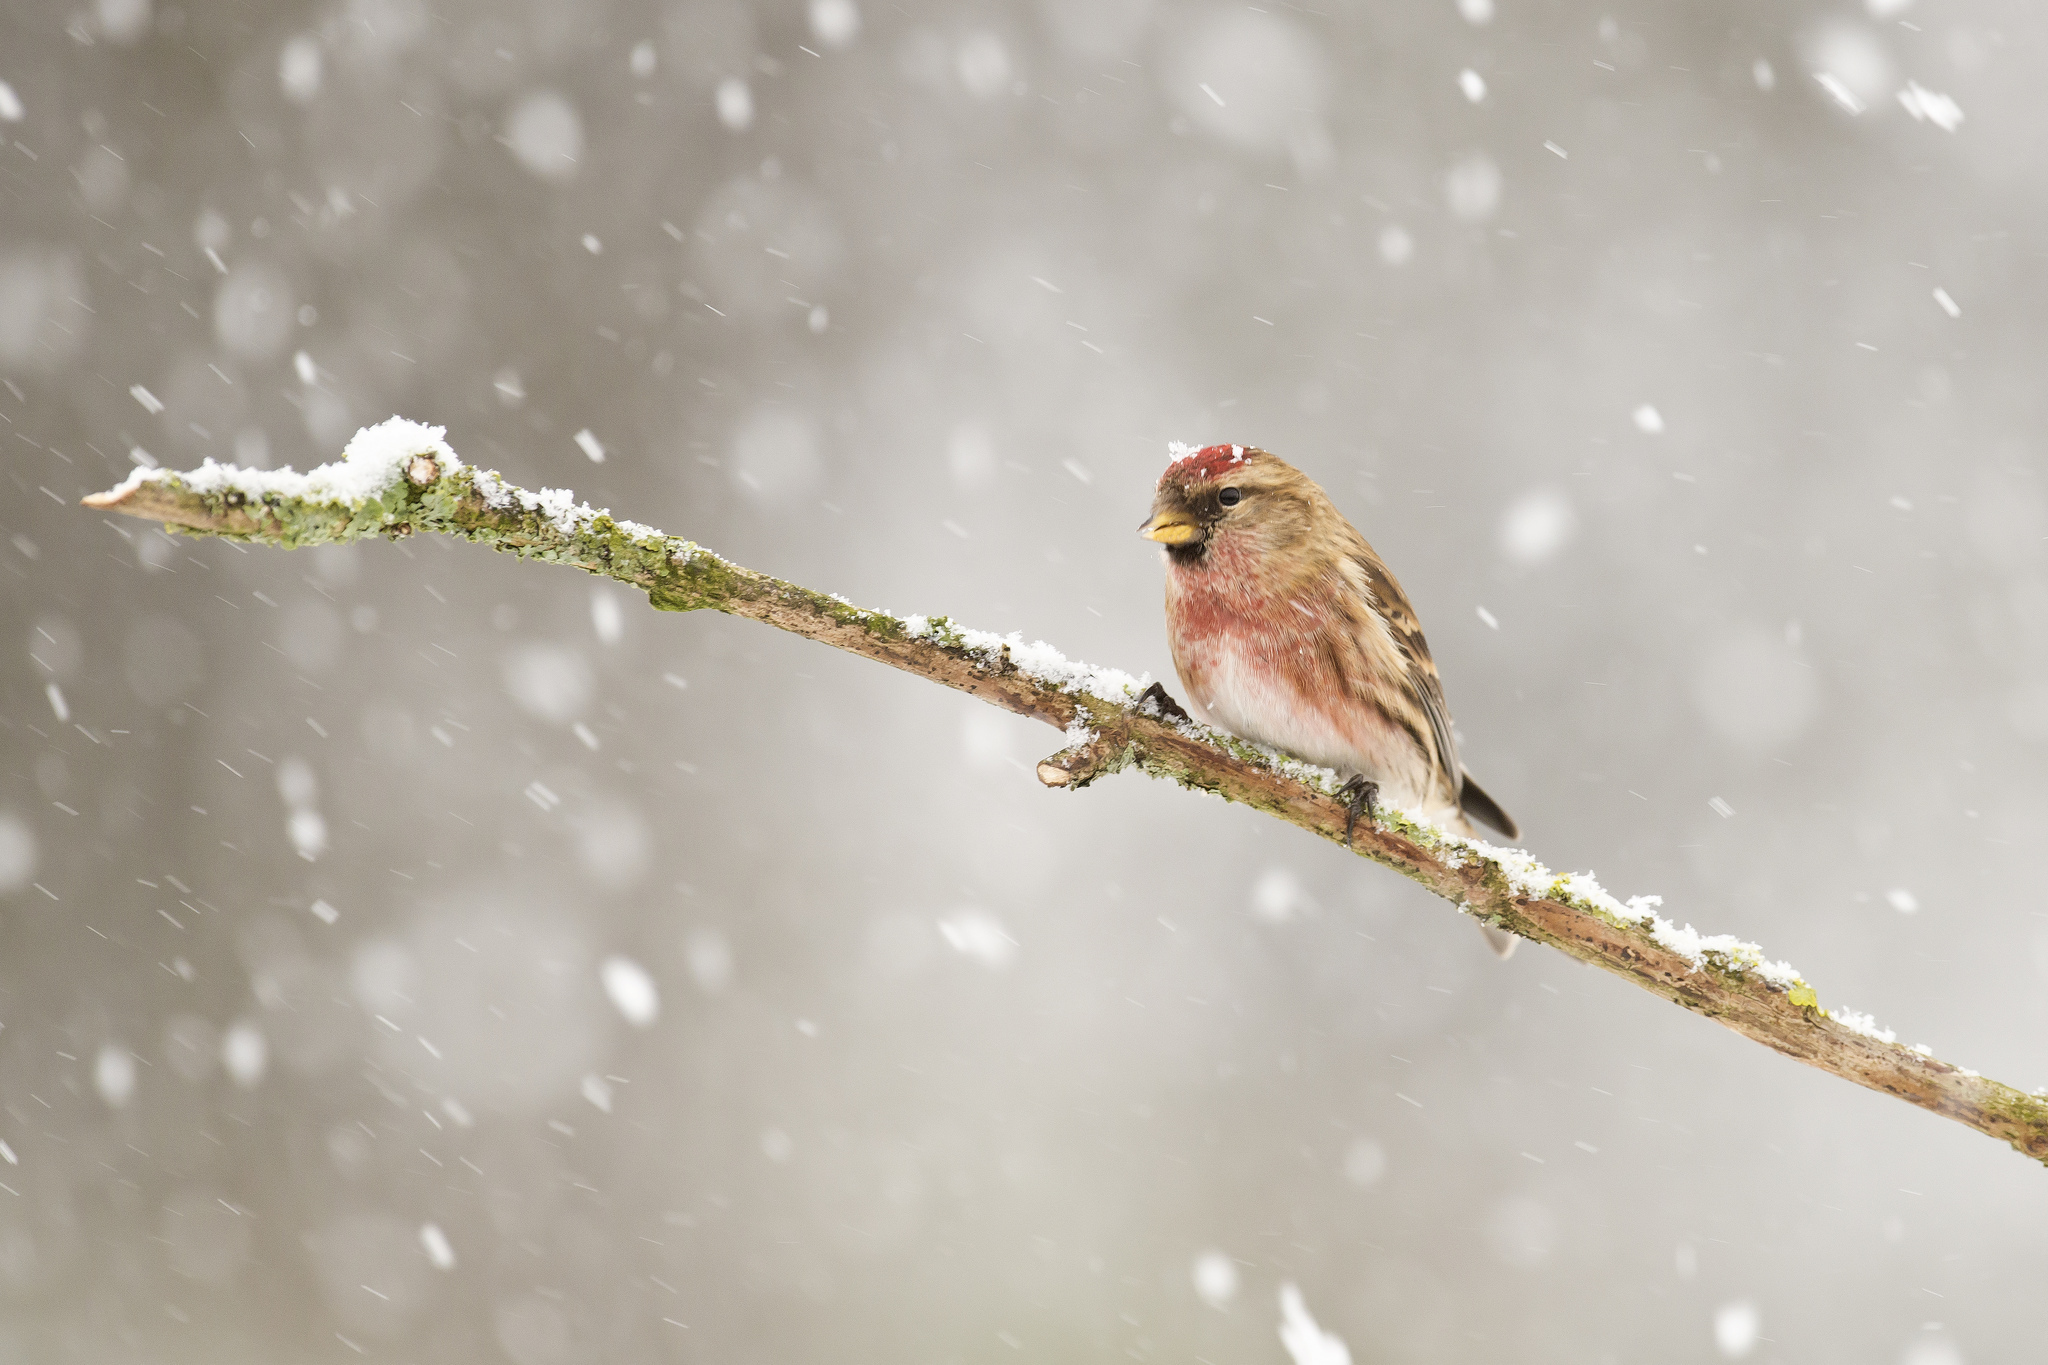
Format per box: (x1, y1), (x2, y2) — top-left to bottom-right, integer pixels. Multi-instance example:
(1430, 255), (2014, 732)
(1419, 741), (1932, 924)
(2, 0), (2044, 1360)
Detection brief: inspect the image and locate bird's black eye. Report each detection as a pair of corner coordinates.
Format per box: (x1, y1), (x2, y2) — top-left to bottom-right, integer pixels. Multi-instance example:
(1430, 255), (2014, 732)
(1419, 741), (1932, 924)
(1218, 487), (1242, 507)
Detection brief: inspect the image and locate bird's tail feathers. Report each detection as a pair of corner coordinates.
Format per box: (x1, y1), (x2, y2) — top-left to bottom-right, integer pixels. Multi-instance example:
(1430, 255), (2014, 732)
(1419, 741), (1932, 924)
(1457, 773), (1519, 842)
(1479, 924), (1520, 959)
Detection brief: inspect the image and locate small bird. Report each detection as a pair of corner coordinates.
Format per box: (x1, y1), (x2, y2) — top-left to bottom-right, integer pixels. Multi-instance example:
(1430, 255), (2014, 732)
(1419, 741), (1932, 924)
(1139, 443), (1523, 957)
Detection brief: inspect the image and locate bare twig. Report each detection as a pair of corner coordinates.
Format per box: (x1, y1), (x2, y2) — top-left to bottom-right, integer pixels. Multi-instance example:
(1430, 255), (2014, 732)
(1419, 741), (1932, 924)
(83, 422), (2048, 1165)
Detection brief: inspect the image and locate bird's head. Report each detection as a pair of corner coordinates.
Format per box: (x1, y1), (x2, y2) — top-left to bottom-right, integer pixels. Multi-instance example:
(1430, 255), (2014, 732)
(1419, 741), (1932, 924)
(1139, 443), (1315, 562)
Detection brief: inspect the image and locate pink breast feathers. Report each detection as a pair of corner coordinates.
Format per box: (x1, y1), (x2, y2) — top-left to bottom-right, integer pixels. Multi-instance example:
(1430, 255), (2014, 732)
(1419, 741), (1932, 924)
(1163, 547), (1433, 803)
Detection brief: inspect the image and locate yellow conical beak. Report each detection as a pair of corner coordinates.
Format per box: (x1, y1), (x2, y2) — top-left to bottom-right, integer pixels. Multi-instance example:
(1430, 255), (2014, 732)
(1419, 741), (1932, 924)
(1139, 513), (1198, 545)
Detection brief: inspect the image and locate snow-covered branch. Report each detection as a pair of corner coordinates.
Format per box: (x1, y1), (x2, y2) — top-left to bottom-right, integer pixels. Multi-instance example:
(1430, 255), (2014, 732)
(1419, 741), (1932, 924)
(83, 418), (2048, 1168)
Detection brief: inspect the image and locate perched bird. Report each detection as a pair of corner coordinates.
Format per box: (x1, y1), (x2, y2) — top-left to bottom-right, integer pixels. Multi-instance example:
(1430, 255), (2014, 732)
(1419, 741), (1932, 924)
(1139, 443), (1523, 958)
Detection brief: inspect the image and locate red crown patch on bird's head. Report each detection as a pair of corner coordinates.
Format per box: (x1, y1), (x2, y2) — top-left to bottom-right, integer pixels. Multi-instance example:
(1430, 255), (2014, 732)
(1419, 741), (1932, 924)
(1161, 442), (1253, 488)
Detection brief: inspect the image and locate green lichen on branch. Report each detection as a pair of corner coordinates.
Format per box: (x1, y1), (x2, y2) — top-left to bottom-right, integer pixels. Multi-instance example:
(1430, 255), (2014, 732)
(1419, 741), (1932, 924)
(81, 420), (2048, 1168)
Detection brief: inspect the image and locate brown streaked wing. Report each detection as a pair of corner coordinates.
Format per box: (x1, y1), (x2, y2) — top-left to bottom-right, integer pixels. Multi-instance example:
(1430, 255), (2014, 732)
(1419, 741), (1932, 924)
(1347, 546), (1464, 800)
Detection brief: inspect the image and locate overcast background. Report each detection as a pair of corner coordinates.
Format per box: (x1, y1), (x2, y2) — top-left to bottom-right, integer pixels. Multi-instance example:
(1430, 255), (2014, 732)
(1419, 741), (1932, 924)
(3, 0), (2046, 1360)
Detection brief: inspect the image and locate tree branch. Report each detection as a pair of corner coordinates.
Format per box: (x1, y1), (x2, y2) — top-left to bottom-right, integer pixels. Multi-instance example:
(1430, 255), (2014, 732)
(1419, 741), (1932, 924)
(82, 420), (2048, 1166)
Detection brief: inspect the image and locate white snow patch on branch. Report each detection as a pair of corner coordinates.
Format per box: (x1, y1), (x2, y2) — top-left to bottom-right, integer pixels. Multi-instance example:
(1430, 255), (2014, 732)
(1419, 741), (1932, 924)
(104, 417), (672, 549)
(1449, 832), (1897, 1046)
(1827, 1008), (1898, 1044)
(1457, 837), (1809, 989)
(471, 469), (659, 542)
(1266, 750), (1343, 794)
(102, 417), (462, 508)
(897, 615), (1148, 705)
(472, 470), (603, 534)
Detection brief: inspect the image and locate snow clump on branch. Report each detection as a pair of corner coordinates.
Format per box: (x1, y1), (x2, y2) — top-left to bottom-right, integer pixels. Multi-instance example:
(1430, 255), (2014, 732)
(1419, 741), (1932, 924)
(897, 615), (1149, 705)
(96, 417), (462, 507)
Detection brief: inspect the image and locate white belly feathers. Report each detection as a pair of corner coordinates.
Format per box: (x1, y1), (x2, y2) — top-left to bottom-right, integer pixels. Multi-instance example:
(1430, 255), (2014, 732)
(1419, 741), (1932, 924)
(1177, 634), (1437, 812)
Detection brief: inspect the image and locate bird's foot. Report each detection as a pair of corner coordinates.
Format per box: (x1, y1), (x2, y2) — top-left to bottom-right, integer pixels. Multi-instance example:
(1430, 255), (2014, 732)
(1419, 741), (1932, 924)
(1135, 681), (1191, 724)
(1336, 776), (1380, 847)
